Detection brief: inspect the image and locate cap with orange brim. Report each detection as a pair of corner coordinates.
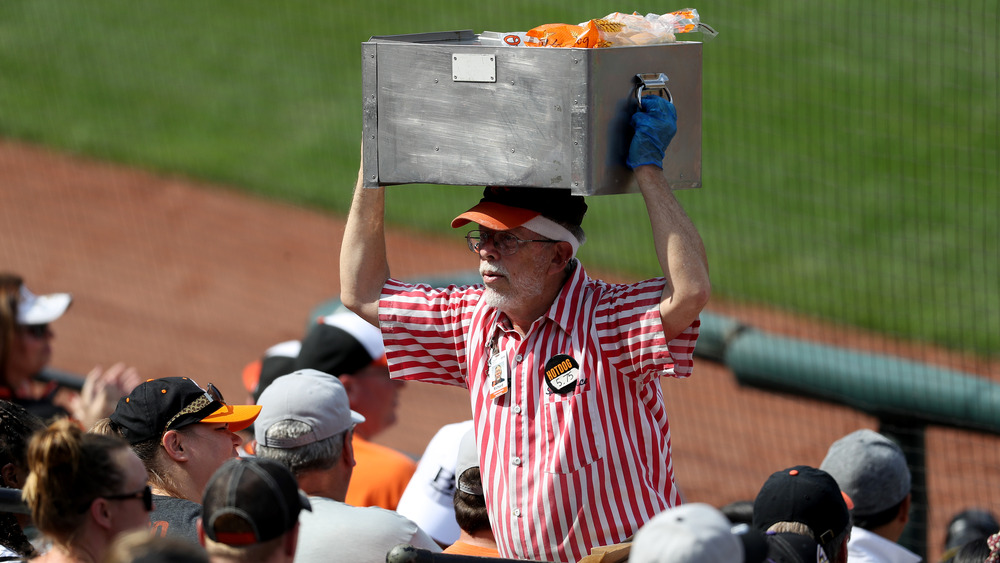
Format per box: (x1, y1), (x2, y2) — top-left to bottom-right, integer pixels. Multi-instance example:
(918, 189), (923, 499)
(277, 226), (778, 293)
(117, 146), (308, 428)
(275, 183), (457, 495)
(201, 403), (262, 434)
(110, 377), (261, 445)
(451, 186), (587, 231)
(451, 201), (541, 231)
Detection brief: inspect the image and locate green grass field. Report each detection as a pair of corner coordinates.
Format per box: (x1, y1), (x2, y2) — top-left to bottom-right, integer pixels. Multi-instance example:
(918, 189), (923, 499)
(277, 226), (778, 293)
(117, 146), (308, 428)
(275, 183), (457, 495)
(1, 0), (996, 357)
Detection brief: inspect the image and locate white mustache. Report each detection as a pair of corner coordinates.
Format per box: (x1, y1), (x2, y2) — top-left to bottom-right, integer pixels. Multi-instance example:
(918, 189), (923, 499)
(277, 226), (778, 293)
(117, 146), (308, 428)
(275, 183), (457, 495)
(480, 263), (509, 278)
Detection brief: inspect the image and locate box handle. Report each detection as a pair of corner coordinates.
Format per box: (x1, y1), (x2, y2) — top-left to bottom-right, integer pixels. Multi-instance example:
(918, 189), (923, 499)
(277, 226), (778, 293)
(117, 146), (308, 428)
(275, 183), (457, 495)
(635, 73), (672, 108)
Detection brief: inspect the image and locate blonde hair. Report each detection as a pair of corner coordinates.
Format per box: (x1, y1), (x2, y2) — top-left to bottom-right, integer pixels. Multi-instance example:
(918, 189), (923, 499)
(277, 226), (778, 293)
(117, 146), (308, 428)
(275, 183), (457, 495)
(93, 416), (176, 493)
(22, 419), (130, 543)
(767, 521), (815, 537)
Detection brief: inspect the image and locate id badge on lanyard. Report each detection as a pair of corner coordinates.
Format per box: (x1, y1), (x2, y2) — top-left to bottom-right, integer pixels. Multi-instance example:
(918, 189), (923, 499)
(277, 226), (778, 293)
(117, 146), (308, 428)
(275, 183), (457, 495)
(487, 334), (509, 400)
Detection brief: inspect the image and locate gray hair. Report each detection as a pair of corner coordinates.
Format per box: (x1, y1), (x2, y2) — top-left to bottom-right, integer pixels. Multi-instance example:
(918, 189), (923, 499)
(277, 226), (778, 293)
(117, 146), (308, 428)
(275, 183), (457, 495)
(254, 420), (347, 477)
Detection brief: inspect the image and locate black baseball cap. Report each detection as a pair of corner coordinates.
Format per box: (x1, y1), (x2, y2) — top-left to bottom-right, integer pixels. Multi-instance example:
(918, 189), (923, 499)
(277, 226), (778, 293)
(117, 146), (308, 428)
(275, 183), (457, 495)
(110, 377), (261, 444)
(451, 186), (587, 230)
(293, 312), (386, 379)
(202, 457), (312, 546)
(766, 532), (829, 563)
(945, 508), (1000, 551)
(752, 466), (854, 546)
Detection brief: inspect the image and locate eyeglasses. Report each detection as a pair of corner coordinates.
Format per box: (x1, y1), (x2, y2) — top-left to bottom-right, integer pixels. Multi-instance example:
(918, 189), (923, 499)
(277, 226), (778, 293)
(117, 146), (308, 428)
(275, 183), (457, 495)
(103, 485), (153, 512)
(19, 324), (49, 338)
(466, 230), (558, 256)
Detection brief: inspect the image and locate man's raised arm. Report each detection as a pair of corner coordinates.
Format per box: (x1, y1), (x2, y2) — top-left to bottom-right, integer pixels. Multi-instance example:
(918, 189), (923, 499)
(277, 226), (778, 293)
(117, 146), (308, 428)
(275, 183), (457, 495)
(339, 165), (390, 327)
(628, 97), (711, 340)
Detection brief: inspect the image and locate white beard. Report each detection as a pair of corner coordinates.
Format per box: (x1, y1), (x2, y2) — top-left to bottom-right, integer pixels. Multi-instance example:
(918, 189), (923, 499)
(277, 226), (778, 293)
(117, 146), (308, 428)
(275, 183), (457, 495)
(480, 256), (547, 311)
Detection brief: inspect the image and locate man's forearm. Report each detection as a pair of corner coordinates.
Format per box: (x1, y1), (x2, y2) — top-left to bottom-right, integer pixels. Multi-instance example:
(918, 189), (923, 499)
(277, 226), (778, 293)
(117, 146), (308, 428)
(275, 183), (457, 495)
(339, 167), (390, 326)
(634, 165), (711, 340)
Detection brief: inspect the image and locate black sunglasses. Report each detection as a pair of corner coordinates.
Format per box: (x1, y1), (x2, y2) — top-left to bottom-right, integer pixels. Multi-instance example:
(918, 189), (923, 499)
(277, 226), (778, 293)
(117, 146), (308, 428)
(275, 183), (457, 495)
(206, 382), (225, 404)
(163, 382), (227, 433)
(19, 324), (49, 338)
(104, 485), (153, 512)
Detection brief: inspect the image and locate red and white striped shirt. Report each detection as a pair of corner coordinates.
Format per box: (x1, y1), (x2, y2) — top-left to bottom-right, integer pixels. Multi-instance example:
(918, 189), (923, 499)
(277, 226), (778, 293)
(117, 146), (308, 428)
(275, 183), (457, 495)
(379, 263), (699, 563)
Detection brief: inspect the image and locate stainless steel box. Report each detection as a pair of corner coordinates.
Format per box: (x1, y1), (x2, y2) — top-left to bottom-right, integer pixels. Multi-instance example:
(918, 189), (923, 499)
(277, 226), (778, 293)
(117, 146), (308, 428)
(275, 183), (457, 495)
(362, 30), (702, 195)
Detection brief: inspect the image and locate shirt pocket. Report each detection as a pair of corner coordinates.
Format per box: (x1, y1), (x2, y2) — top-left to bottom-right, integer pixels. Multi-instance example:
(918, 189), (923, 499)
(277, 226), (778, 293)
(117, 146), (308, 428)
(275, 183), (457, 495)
(542, 387), (606, 474)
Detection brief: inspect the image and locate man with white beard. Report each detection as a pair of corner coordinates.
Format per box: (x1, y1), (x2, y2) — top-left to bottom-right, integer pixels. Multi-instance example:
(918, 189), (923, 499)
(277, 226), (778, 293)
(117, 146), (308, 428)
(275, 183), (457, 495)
(340, 96), (711, 563)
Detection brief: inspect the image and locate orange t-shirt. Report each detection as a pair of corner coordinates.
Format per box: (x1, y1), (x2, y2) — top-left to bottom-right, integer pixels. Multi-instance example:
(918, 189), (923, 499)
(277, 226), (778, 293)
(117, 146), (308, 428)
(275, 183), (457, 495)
(345, 435), (416, 510)
(442, 541), (501, 557)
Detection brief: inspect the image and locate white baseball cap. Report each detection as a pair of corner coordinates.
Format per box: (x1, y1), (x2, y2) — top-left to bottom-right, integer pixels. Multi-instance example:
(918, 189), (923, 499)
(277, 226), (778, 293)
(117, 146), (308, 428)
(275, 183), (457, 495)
(17, 285), (72, 325)
(395, 420), (474, 544)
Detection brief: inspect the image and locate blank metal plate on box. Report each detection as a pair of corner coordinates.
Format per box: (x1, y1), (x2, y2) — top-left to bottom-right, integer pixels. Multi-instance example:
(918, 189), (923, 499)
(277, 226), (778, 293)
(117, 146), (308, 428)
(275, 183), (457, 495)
(452, 53), (496, 83)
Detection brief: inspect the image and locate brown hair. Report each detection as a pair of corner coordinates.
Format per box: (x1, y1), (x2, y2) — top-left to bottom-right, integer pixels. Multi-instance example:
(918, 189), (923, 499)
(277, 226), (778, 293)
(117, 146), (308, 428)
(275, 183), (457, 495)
(453, 467), (491, 534)
(0, 273), (24, 386)
(22, 419), (131, 543)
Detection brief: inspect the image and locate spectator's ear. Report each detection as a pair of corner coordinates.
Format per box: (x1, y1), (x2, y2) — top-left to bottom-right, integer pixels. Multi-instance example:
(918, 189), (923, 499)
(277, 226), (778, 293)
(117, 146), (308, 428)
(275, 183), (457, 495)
(343, 430), (356, 468)
(89, 497), (113, 530)
(196, 518), (206, 547)
(898, 494), (912, 525)
(284, 522), (300, 556)
(836, 536), (850, 563)
(161, 429), (187, 462)
(339, 373), (359, 401)
(1, 462), (20, 488)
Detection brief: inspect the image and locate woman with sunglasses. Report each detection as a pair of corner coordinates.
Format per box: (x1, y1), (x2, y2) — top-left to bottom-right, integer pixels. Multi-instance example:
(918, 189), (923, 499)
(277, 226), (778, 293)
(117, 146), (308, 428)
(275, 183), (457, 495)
(93, 377), (260, 544)
(21, 418), (151, 563)
(0, 273), (140, 428)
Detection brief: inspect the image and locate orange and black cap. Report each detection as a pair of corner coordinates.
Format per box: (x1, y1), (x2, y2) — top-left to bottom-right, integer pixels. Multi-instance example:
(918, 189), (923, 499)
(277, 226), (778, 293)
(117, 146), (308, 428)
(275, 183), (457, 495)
(110, 377), (260, 445)
(451, 186), (587, 230)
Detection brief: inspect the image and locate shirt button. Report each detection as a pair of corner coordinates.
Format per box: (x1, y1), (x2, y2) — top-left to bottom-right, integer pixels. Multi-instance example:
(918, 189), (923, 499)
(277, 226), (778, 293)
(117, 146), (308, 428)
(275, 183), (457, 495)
(512, 405), (521, 414)
(512, 456), (521, 466)
(513, 508), (521, 517)
(515, 354), (523, 362)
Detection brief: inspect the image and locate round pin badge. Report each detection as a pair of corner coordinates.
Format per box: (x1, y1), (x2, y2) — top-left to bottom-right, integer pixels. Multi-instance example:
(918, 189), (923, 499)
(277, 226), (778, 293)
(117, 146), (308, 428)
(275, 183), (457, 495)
(544, 354), (580, 394)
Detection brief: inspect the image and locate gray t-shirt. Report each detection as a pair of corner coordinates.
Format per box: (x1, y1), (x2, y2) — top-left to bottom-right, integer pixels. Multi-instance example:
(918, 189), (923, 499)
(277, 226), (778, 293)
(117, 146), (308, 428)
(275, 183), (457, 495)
(149, 495), (201, 544)
(295, 496), (440, 563)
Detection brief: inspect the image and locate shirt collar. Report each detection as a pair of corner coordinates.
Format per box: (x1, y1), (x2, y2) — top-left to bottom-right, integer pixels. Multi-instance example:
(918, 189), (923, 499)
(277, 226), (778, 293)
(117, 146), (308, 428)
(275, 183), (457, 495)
(486, 259), (587, 340)
(847, 526), (921, 563)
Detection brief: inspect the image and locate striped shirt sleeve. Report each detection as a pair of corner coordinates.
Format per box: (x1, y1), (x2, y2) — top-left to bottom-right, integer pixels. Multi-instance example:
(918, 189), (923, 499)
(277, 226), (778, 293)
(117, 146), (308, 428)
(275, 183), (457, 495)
(378, 278), (479, 387)
(594, 277), (700, 383)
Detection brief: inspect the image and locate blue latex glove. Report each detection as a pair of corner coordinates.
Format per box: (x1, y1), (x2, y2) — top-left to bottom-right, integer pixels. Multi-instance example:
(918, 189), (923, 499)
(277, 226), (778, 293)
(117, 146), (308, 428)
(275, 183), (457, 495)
(626, 95), (677, 170)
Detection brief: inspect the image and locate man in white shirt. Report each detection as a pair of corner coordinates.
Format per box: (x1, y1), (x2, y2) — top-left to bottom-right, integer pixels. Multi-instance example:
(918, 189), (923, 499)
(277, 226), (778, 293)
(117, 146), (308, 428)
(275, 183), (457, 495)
(820, 429), (920, 563)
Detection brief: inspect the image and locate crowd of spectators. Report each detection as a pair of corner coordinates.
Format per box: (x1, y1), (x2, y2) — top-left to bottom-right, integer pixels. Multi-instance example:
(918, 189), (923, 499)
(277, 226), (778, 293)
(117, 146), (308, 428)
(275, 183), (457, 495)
(2, 274), (999, 563)
(1, 92), (995, 562)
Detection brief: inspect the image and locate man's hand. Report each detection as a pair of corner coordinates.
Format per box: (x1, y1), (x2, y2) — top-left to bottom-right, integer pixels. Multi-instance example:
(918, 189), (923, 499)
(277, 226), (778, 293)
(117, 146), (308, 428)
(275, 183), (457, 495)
(69, 362), (141, 430)
(627, 96), (678, 170)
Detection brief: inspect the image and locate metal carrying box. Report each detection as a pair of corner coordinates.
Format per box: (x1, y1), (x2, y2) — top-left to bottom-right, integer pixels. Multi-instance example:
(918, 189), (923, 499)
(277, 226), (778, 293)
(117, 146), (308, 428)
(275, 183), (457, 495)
(362, 30), (702, 195)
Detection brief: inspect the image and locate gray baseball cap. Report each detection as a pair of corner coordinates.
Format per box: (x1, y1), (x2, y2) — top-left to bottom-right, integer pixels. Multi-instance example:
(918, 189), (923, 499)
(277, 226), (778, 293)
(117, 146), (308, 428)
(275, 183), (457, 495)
(819, 429), (911, 516)
(631, 503), (768, 563)
(254, 369), (365, 449)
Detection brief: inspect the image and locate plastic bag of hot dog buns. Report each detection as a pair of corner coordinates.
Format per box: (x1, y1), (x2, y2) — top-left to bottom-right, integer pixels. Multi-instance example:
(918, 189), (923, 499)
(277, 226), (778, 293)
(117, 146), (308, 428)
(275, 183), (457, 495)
(524, 8), (707, 48)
